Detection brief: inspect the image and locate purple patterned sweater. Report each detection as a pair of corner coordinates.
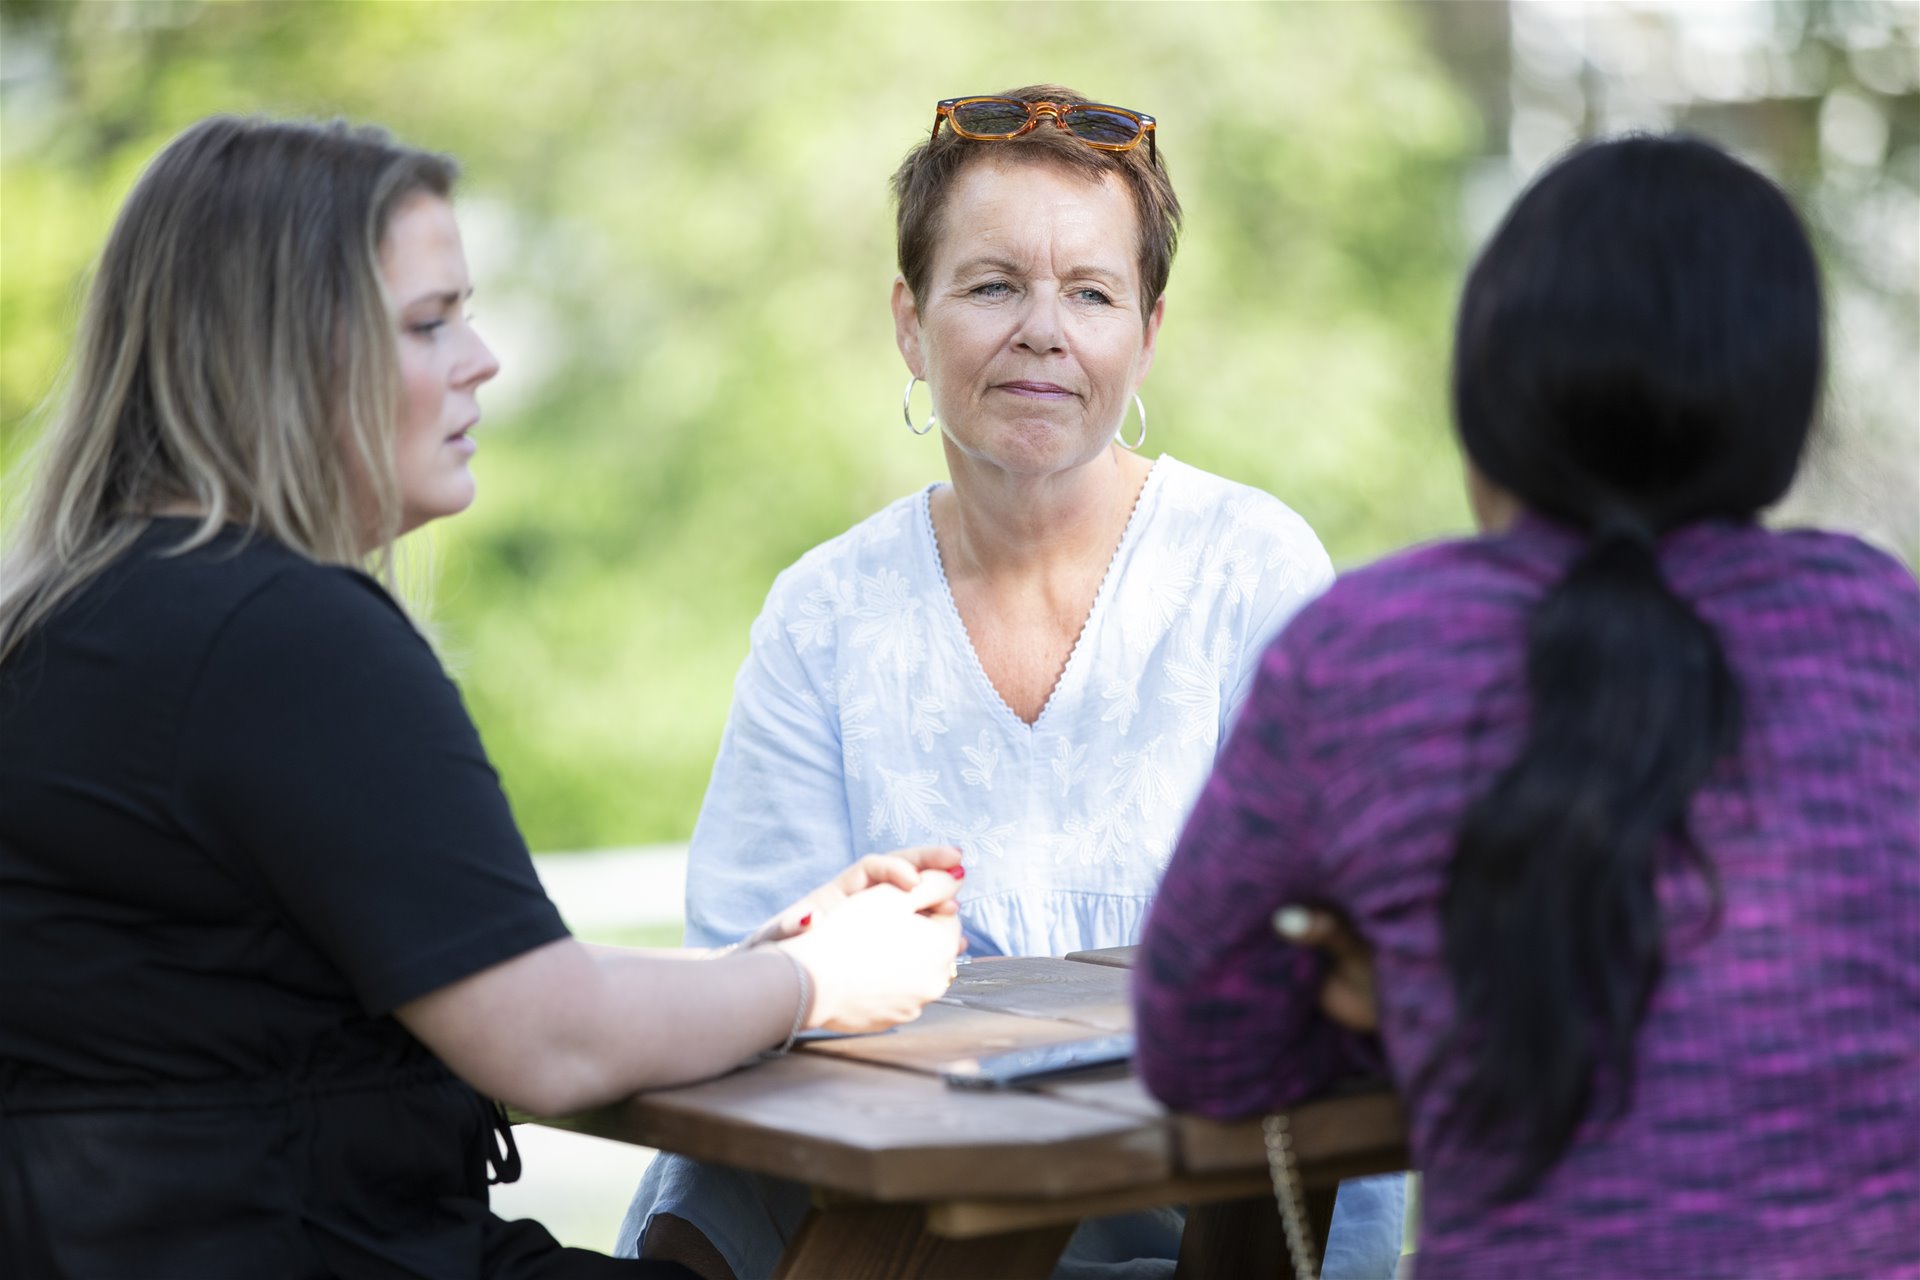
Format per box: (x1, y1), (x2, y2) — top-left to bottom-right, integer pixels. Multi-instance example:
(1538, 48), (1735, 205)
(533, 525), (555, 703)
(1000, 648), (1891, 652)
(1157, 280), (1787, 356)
(1134, 515), (1920, 1278)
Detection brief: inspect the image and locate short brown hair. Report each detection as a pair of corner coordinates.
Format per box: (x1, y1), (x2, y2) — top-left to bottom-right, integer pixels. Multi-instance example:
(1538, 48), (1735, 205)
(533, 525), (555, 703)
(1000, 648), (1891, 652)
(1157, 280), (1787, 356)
(891, 85), (1182, 318)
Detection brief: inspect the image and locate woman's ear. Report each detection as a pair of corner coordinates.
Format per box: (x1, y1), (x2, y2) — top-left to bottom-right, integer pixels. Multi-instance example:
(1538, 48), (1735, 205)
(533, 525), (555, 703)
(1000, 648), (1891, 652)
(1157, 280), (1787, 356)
(891, 276), (924, 378)
(1134, 292), (1167, 389)
(1465, 461), (1525, 534)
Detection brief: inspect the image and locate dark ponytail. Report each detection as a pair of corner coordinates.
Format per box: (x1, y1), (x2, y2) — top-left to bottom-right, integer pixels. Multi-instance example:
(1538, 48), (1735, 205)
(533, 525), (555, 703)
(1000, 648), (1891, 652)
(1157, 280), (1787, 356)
(1441, 136), (1821, 1199)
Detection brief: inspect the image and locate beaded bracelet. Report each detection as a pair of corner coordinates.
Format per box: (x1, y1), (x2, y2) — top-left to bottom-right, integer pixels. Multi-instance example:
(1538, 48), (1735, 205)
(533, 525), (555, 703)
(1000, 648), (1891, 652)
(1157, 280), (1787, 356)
(765, 947), (811, 1056)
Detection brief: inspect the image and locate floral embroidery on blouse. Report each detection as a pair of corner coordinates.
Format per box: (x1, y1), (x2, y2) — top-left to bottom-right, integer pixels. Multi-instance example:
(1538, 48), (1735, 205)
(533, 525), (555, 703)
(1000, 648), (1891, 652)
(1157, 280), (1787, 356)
(682, 456), (1334, 960)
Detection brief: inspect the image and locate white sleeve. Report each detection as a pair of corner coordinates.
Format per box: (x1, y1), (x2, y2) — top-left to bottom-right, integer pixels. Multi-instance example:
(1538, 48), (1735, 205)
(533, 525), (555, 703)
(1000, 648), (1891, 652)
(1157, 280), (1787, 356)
(681, 606), (854, 949)
(1223, 519), (1336, 736)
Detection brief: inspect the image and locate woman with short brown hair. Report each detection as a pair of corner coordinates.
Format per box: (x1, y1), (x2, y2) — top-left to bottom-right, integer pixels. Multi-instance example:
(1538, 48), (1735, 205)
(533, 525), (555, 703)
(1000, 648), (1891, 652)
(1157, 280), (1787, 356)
(620, 86), (1405, 1280)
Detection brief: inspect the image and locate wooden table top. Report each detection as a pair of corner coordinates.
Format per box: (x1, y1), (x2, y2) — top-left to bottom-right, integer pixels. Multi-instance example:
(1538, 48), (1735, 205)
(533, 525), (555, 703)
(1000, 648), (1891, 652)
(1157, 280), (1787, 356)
(538, 949), (1408, 1216)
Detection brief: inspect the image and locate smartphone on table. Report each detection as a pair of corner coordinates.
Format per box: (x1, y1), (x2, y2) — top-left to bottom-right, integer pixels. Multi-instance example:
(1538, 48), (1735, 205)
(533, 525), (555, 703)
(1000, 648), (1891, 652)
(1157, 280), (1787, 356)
(939, 1033), (1135, 1090)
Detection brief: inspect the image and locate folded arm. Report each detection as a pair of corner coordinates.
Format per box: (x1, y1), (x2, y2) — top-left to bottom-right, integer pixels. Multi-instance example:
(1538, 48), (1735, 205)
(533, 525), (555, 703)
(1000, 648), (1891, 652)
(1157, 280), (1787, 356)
(1134, 638), (1378, 1118)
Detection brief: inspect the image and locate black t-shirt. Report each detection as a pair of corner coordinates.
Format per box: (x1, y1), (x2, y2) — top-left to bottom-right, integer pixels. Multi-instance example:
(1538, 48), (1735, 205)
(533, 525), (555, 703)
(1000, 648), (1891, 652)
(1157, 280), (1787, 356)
(0, 521), (595, 1277)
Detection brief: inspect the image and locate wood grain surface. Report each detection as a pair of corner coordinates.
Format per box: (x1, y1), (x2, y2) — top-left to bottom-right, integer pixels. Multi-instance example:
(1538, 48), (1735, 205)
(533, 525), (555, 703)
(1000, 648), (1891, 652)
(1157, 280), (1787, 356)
(1062, 945), (1138, 969)
(542, 1050), (1169, 1201)
(537, 953), (1407, 1280)
(937, 955), (1133, 1031)
(1175, 1086), (1408, 1181)
(924, 1170), (1273, 1240)
(1031, 1070), (1167, 1120)
(799, 1000), (1103, 1075)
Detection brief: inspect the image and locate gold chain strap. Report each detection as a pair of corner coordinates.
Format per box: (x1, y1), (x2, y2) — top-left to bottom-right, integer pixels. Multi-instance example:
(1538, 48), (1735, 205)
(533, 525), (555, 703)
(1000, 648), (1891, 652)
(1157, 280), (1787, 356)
(1262, 1113), (1320, 1280)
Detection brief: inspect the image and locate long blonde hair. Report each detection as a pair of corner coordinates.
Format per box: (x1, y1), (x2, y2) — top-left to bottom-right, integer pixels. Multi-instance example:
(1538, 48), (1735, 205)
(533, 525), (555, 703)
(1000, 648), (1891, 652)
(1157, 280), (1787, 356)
(0, 117), (457, 664)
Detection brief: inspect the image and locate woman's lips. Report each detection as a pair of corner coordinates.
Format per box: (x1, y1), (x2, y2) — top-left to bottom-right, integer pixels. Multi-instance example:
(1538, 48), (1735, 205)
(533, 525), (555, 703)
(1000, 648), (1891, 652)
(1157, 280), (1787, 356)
(997, 381), (1074, 399)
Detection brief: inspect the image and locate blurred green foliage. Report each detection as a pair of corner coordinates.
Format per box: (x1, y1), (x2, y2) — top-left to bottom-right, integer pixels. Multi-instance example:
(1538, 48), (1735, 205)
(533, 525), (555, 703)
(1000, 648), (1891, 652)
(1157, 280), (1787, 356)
(1, 1), (1485, 850)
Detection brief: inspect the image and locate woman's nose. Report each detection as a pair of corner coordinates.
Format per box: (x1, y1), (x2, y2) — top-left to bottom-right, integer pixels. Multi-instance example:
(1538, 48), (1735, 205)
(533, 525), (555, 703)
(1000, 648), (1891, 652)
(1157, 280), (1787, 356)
(461, 326), (502, 388)
(1012, 292), (1066, 354)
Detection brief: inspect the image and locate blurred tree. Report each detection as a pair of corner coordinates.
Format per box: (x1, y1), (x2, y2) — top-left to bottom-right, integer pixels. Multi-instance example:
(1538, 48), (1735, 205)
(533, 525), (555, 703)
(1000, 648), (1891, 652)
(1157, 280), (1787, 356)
(2, 1), (1479, 849)
(8, 1), (1908, 853)
(1486, 0), (1919, 564)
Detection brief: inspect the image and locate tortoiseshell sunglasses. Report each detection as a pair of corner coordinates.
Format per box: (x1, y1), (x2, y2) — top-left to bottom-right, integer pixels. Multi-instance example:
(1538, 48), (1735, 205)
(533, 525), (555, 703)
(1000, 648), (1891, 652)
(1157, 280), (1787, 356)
(931, 97), (1157, 161)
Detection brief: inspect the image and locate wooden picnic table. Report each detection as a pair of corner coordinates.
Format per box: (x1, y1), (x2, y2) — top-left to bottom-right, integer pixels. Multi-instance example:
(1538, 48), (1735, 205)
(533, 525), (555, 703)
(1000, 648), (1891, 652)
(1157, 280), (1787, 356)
(534, 947), (1408, 1279)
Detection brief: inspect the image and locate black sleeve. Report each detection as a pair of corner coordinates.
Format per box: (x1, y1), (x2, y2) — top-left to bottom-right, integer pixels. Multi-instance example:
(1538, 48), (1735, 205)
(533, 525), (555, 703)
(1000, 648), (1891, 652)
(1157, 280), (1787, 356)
(176, 565), (569, 1014)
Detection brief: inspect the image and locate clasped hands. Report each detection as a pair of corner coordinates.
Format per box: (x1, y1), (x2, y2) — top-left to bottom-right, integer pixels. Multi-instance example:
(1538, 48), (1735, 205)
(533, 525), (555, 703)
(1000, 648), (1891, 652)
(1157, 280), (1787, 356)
(736, 856), (1380, 1039)
(742, 846), (968, 1035)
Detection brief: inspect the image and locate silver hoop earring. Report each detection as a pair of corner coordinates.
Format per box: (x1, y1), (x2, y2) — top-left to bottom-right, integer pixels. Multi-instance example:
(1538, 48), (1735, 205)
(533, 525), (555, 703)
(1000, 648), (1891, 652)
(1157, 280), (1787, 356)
(902, 376), (937, 436)
(1116, 393), (1147, 450)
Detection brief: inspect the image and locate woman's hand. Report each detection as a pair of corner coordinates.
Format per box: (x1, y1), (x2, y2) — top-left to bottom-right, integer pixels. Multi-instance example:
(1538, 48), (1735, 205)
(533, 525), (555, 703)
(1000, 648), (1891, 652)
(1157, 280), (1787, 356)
(1274, 905), (1378, 1032)
(745, 845), (964, 946)
(780, 871), (966, 1033)
(397, 859), (965, 1113)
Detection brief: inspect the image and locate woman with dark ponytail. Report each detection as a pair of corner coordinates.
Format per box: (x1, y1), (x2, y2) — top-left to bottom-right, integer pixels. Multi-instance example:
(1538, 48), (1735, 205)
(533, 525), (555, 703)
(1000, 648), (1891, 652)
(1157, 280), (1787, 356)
(1134, 135), (1919, 1278)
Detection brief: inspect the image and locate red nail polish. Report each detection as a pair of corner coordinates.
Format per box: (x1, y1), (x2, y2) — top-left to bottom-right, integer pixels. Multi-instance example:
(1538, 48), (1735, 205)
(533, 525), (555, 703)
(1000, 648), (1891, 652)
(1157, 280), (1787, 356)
(798, 913), (813, 928)
(950, 866), (966, 881)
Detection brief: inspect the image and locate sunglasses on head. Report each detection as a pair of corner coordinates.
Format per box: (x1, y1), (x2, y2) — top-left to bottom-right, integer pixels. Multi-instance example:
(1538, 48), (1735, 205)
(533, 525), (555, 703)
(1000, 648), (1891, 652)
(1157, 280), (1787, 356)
(931, 96), (1157, 161)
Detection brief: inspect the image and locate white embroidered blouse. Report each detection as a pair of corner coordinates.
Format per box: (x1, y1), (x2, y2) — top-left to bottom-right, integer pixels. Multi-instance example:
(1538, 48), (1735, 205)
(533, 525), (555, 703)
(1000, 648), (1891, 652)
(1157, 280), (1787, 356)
(682, 455), (1334, 958)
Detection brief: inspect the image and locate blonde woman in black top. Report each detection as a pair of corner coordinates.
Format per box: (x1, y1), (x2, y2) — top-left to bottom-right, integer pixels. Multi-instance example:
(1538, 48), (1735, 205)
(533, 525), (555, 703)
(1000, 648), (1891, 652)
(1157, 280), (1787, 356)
(0, 116), (964, 1279)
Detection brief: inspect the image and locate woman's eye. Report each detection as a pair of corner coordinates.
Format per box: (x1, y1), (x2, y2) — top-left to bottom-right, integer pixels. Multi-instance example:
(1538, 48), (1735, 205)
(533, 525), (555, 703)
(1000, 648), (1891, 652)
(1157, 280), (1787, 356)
(408, 319), (447, 337)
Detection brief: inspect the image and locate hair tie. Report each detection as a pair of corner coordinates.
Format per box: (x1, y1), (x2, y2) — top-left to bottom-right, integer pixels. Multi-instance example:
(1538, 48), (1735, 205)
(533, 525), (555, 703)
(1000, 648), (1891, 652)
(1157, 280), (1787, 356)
(1592, 511), (1656, 551)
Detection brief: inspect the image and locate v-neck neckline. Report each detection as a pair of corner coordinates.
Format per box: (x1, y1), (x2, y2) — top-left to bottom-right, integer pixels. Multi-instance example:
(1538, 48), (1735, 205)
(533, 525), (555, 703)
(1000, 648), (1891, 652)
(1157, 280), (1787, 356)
(920, 456), (1169, 735)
